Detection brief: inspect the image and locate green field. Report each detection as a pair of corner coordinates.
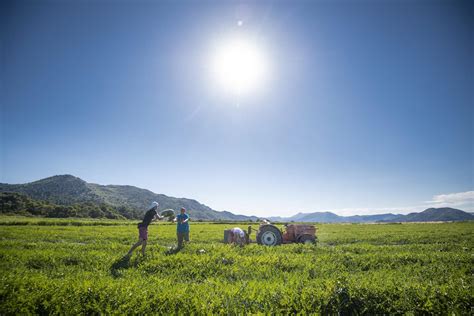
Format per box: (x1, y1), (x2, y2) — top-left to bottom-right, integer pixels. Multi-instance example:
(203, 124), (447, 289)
(0, 218), (472, 314)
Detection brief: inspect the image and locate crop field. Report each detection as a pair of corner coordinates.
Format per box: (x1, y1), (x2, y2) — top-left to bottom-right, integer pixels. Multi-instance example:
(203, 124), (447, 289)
(0, 218), (472, 314)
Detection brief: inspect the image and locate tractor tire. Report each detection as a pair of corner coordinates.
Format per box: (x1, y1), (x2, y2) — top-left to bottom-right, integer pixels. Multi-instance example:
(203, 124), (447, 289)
(256, 225), (282, 246)
(299, 234), (316, 244)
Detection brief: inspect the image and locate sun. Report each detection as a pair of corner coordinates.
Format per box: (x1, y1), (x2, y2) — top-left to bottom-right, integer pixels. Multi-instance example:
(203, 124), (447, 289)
(210, 37), (268, 96)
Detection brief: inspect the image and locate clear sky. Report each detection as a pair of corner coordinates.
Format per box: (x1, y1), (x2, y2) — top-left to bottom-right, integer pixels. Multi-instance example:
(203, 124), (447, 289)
(1, 0), (473, 217)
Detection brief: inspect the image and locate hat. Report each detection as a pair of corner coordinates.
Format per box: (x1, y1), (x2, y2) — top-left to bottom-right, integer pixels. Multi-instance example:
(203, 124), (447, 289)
(149, 201), (159, 211)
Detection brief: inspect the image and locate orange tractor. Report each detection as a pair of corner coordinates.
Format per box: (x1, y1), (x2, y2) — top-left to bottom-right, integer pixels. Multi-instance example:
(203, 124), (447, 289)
(253, 223), (317, 246)
(224, 222), (317, 246)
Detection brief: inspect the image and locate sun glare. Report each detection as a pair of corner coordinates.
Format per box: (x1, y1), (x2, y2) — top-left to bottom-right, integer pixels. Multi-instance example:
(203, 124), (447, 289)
(210, 37), (268, 96)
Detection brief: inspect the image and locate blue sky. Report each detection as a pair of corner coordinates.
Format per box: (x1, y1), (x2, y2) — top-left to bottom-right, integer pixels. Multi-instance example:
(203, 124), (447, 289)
(1, 0), (473, 216)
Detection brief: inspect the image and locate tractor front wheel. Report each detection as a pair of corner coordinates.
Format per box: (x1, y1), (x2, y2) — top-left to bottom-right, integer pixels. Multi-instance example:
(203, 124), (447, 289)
(256, 225), (283, 246)
(299, 234), (316, 244)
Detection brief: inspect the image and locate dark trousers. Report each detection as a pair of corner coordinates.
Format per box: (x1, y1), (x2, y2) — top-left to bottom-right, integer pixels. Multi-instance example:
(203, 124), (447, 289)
(177, 231), (189, 248)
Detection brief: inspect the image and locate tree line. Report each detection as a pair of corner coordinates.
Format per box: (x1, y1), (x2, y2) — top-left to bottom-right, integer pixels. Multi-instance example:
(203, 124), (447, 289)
(0, 192), (143, 219)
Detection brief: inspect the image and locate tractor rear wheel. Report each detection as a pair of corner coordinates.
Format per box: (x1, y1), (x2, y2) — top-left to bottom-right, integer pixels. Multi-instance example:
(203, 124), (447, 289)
(257, 225), (282, 246)
(299, 234), (316, 244)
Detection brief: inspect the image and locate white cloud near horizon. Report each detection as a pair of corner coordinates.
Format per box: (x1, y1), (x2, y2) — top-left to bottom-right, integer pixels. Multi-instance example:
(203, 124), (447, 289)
(427, 191), (474, 207)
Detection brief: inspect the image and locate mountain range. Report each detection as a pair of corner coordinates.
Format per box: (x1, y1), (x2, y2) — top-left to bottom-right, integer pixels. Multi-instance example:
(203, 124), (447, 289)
(269, 208), (474, 223)
(0, 175), (257, 221)
(1, 175), (472, 222)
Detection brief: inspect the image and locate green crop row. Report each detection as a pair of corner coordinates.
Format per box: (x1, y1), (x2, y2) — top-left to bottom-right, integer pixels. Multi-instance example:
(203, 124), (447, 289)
(0, 219), (472, 314)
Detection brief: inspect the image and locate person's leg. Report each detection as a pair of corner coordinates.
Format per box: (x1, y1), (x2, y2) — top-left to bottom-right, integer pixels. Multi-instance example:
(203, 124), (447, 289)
(141, 239), (147, 256)
(177, 232), (183, 249)
(127, 239), (143, 256)
(139, 226), (148, 256)
(185, 231), (189, 243)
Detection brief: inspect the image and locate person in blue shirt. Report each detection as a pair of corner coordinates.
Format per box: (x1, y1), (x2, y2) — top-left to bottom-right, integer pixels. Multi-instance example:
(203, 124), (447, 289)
(175, 207), (190, 249)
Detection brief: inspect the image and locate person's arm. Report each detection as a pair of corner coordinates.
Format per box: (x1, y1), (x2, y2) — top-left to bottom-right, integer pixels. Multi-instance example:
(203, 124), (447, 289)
(182, 214), (190, 223)
(152, 214), (164, 222)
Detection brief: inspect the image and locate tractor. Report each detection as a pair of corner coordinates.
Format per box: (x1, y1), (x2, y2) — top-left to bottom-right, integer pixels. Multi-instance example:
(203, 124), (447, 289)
(224, 222), (317, 246)
(252, 223), (317, 246)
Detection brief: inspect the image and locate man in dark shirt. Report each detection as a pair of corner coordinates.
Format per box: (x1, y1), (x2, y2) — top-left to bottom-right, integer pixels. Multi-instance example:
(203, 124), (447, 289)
(126, 201), (163, 257)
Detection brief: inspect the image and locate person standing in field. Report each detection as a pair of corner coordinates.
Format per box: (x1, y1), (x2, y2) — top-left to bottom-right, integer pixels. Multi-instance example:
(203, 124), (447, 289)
(126, 201), (163, 257)
(175, 207), (190, 249)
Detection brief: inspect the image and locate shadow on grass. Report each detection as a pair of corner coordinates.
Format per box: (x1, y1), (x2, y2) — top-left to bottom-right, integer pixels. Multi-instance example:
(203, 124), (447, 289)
(164, 246), (182, 255)
(110, 255), (140, 278)
(110, 247), (182, 276)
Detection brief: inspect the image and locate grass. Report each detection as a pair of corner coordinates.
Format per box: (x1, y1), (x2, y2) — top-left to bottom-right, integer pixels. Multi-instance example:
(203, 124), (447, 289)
(0, 217), (472, 314)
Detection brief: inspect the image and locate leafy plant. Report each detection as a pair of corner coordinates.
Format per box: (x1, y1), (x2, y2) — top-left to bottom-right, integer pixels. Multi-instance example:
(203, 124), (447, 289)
(0, 219), (472, 314)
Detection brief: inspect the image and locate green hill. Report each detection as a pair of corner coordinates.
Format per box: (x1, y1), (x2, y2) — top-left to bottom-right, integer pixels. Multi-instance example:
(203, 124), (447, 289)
(0, 192), (125, 219)
(387, 207), (474, 222)
(0, 175), (257, 221)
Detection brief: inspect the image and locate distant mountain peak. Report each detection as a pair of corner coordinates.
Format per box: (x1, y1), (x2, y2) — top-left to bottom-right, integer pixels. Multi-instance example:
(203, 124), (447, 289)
(423, 207), (459, 213)
(34, 174), (86, 183)
(0, 175), (256, 221)
(268, 207), (472, 223)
